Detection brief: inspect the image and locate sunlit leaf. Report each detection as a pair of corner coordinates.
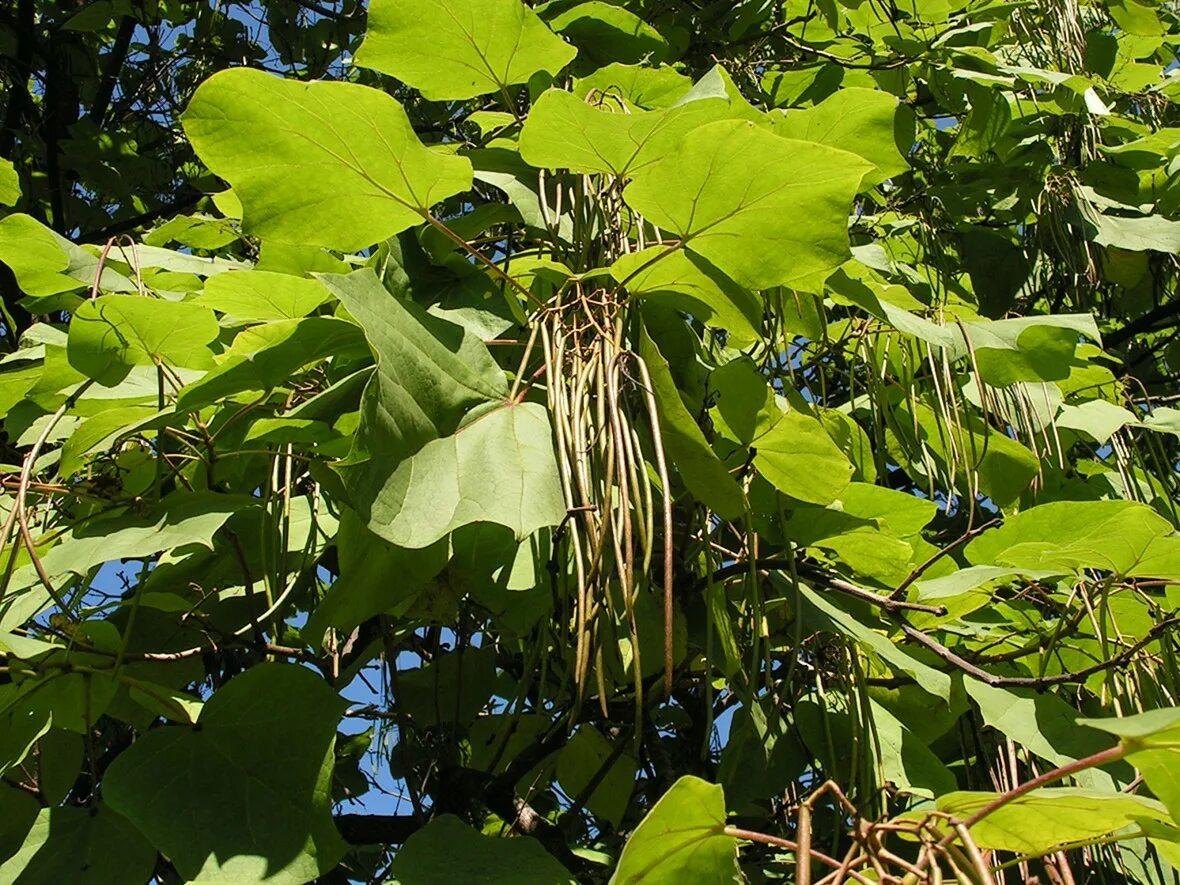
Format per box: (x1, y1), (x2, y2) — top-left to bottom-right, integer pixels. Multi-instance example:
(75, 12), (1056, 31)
(624, 120), (871, 289)
(611, 776), (738, 884)
(67, 294), (219, 386)
(355, 0), (576, 101)
(183, 69), (473, 250)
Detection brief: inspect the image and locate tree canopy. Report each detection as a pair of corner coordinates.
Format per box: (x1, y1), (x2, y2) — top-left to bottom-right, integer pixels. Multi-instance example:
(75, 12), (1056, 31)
(4, 0), (1180, 882)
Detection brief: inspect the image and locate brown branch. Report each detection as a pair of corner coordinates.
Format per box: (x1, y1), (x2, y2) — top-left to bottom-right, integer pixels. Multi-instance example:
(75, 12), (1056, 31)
(893, 614), (1180, 689)
(890, 518), (998, 600)
(723, 826), (874, 885)
(88, 15), (135, 126)
(334, 813), (421, 845)
(934, 743), (1127, 851)
(697, 558), (949, 616)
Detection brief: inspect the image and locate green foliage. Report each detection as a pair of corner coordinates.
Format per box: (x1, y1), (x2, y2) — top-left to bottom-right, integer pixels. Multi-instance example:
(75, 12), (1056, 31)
(3, 0), (1180, 883)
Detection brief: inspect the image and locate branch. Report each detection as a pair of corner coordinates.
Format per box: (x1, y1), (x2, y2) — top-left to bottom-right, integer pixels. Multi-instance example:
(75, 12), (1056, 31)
(890, 519), (998, 600)
(88, 15), (136, 126)
(334, 813), (420, 845)
(934, 743), (1127, 852)
(696, 557), (948, 616)
(893, 614), (1180, 689)
(77, 190), (204, 243)
(1105, 299), (1180, 348)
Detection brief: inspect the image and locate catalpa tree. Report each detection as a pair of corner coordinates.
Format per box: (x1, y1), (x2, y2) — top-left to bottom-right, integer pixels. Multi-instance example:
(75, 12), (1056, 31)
(3, 0), (1180, 882)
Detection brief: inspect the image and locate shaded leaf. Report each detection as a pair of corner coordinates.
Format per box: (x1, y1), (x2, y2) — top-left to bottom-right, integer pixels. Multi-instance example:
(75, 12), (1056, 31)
(390, 815), (572, 884)
(104, 663), (347, 884)
(362, 401), (565, 549)
(0, 805), (156, 885)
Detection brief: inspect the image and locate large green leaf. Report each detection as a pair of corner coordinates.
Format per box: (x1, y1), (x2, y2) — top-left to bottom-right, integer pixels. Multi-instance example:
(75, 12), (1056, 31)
(322, 270), (561, 545)
(67, 294), (219, 386)
(544, 1), (669, 66)
(771, 87), (910, 184)
(520, 89), (727, 176)
(611, 776), (738, 884)
(966, 500), (1173, 575)
(183, 69), (472, 250)
(0, 805), (156, 885)
(104, 663), (347, 884)
(355, 0), (576, 101)
(390, 815), (573, 884)
(623, 119), (871, 289)
(933, 788), (1173, 854)
(753, 410), (853, 505)
(361, 400), (565, 549)
(199, 270), (331, 321)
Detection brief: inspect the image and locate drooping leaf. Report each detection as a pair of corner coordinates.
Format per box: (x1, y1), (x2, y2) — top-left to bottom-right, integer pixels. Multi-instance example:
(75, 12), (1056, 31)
(965, 680), (1122, 788)
(324, 269), (507, 464)
(574, 63), (693, 109)
(183, 69), (473, 250)
(303, 510), (448, 646)
(355, 0), (576, 101)
(175, 317), (367, 410)
(103, 663), (347, 884)
(624, 120), (872, 289)
(611, 776), (738, 884)
(869, 699), (956, 798)
(638, 325), (746, 520)
(797, 581), (952, 699)
(1055, 399), (1141, 443)
(361, 400), (565, 549)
